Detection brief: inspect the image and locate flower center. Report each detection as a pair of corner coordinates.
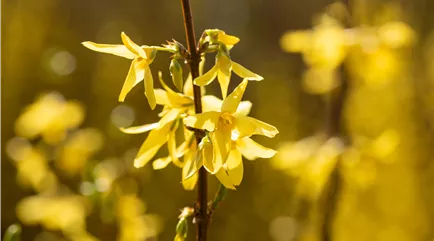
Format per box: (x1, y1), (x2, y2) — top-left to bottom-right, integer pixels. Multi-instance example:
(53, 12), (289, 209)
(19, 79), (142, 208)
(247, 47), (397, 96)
(219, 112), (234, 126)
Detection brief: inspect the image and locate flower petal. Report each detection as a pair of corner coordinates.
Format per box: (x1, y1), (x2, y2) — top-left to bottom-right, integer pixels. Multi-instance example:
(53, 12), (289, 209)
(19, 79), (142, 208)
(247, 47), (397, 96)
(168, 127), (181, 168)
(182, 158), (198, 190)
(183, 74), (194, 97)
(202, 95), (223, 112)
(215, 168), (236, 190)
(119, 122), (159, 134)
(158, 72), (192, 107)
(183, 149), (203, 180)
(217, 53), (232, 98)
(217, 32), (240, 46)
(144, 65), (156, 109)
(235, 101), (252, 116)
(226, 148), (243, 185)
(244, 117), (279, 138)
(232, 61), (263, 81)
(134, 124), (171, 168)
(217, 70), (231, 99)
(221, 79), (248, 113)
(81, 42), (136, 59)
(237, 137), (277, 160)
(119, 59), (145, 102)
(211, 128), (232, 164)
(183, 111), (220, 132)
(158, 109), (181, 129)
(154, 89), (170, 106)
(233, 116), (257, 139)
(194, 65), (218, 86)
(152, 156), (172, 170)
(202, 138), (218, 174)
(121, 32), (147, 59)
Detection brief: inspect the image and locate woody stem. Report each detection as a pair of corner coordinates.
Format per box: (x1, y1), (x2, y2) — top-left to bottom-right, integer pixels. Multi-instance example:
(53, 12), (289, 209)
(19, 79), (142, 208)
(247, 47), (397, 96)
(179, 0), (209, 241)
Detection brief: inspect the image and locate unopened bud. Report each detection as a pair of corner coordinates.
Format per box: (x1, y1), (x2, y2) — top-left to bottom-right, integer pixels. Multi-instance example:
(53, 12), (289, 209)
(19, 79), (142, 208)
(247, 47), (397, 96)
(170, 58), (184, 91)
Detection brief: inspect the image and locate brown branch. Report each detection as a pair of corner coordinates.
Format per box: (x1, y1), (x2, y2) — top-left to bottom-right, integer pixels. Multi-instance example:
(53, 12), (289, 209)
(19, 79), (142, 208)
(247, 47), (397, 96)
(179, 1), (209, 241)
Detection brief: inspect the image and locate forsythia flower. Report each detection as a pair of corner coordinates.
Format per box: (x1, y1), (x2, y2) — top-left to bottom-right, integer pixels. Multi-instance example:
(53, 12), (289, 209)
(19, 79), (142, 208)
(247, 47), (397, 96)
(184, 79), (279, 189)
(203, 29), (241, 47)
(82, 32), (158, 109)
(195, 30), (263, 98)
(120, 73), (252, 190)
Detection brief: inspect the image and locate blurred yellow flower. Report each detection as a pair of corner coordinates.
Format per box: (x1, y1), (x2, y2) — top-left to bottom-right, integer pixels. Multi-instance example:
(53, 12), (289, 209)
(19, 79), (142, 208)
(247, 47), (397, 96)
(56, 128), (104, 176)
(17, 195), (90, 237)
(82, 32), (158, 109)
(116, 195), (161, 241)
(14, 92), (84, 144)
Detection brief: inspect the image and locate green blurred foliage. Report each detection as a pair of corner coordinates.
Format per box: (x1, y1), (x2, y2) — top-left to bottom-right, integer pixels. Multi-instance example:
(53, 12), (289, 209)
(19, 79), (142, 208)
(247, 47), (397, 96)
(3, 0), (434, 241)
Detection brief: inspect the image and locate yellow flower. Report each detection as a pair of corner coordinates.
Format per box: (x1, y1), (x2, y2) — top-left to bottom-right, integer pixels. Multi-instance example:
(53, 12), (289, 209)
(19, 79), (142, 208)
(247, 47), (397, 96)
(120, 73), (252, 178)
(82, 32), (158, 109)
(204, 29), (240, 47)
(194, 39), (263, 98)
(213, 137), (277, 189)
(184, 79), (279, 184)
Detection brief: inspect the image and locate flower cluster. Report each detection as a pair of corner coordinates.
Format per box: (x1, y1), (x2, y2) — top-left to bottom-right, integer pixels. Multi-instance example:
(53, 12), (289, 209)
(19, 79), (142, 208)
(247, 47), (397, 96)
(83, 29), (279, 190)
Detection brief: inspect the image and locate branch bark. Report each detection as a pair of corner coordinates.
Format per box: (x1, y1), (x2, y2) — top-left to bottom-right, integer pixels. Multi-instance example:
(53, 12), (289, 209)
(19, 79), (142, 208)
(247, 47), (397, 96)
(179, 1), (209, 241)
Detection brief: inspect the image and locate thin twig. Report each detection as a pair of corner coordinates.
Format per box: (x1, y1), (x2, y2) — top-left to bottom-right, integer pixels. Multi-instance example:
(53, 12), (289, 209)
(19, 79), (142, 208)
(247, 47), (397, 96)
(179, 1), (209, 241)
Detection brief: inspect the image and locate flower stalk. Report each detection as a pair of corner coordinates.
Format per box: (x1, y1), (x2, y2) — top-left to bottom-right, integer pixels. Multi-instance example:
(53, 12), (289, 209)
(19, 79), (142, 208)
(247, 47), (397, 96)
(179, 0), (209, 240)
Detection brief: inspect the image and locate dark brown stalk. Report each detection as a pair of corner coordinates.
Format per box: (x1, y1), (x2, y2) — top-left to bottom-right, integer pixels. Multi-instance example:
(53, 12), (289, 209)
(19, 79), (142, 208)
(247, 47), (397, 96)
(321, 3), (352, 238)
(179, 0), (208, 241)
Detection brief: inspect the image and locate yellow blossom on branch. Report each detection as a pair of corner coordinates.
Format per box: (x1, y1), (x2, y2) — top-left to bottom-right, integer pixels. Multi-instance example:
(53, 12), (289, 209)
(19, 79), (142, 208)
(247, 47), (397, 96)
(194, 31), (263, 98)
(183, 79), (279, 188)
(82, 32), (159, 109)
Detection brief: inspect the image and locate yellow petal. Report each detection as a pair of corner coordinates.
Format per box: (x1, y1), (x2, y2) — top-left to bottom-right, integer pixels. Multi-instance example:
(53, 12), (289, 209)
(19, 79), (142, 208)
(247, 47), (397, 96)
(159, 108), (182, 128)
(134, 124), (171, 168)
(183, 150), (203, 180)
(232, 61), (263, 81)
(194, 65), (218, 86)
(202, 95), (223, 112)
(235, 101), (252, 116)
(182, 159), (198, 190)
(217, 53), (232, 76)
(183, 74), (194, 97)
(233, 116), (257, 139)
(121, 32), (147, 59)
(237, 137), (277, 160)
(154, 89), (171, 106)
(221, 79), (248, 113)
(217, 70), (231, 99)
(243, 117), (279, 138)
(158, 72), (193, 107)
(199, 56), (206, 75)
(217, 32), (240, 46)
(215, 169), (236, 190)
(119, 59), (145, 102)
(144, 65), (156, 110)
(183, 111), (221, 132)
(226, 148), (243, 185)
(119, 122), (159, 134)
(152, 156), (172, 170)
(202, 139), (217, 174)
(81, 42), (136, 59)
(211, 128), (231, 164)
(168, 128), (180, 167)
(217, 53), (232, 98)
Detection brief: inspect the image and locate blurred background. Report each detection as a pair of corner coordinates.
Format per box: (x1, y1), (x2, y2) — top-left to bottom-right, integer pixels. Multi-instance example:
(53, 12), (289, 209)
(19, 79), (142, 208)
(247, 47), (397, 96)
(3, 0), (434, 240)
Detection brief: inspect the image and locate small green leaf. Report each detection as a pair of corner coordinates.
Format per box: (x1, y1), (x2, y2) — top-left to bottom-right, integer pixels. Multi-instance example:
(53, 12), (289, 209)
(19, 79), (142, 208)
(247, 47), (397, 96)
(170, 59), (184, 91)
(3, 224), (21, 241)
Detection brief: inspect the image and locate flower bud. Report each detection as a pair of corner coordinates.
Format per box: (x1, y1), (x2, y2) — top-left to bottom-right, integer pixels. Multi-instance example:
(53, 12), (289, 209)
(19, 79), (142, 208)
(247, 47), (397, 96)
(170, 58), (184, 91)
